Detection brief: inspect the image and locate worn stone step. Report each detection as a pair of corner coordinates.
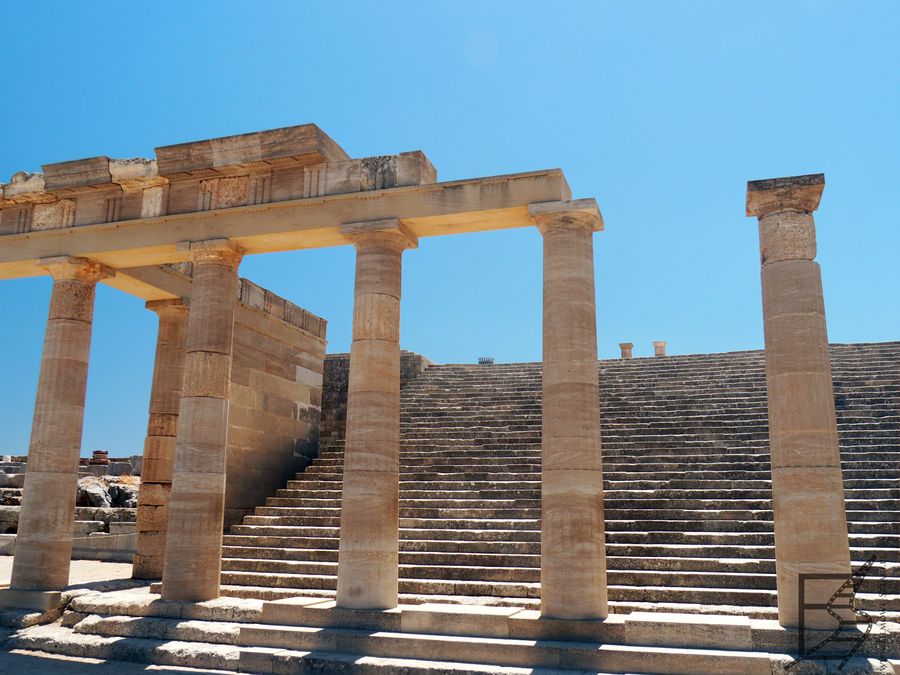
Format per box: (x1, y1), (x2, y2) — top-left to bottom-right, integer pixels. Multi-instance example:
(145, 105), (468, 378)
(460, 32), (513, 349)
(9, 622), (241, 671)
(11, 622), (557, 674)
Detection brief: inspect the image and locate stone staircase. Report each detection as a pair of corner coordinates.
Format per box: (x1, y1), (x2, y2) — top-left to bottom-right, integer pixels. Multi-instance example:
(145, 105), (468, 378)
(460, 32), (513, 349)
(217, 342), (900, 618)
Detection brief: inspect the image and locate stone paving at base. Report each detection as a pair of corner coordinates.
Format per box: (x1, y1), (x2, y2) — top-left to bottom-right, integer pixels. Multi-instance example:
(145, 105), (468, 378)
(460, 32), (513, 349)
(0, 555), (136, 589)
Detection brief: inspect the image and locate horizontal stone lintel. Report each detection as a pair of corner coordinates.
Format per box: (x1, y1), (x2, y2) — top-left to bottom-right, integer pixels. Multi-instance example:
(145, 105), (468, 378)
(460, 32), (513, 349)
(42, 156), (112, 192)
(0, 168), (572, 291)
(154, 123), (349, 177)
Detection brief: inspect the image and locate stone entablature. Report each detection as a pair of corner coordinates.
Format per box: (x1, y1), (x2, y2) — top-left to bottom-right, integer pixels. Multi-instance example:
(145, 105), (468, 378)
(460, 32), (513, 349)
(0, 124), (436, 237)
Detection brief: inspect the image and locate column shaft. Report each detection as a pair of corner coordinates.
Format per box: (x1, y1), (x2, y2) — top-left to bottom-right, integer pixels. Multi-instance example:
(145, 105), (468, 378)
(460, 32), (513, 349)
(531, 200), (608, 620)
(10, 257), (110, 593)
(161, 241), (242, 601)
(336, 221), (415, 609)
(133, 300), (188, 579)
(747, 175), (852, 629)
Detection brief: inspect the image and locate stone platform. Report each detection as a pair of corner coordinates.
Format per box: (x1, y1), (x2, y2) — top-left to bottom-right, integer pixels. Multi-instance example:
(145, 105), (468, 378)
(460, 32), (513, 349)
(2, 589), (898, 673)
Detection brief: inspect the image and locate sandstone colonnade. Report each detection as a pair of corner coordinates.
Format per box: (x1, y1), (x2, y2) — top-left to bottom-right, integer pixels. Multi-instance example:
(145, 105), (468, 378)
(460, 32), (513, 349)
(0, 124), (854, 630)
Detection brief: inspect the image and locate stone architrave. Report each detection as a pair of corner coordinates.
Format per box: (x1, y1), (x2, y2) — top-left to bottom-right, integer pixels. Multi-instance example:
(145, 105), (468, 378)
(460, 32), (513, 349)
(0, 257), (112, 610)
(335, 218), (417, 609)
(133, 298), (188, 579)
(746, 174), (852, 629)
(161, 239), (243, 602)
(529, 199), (608, 620)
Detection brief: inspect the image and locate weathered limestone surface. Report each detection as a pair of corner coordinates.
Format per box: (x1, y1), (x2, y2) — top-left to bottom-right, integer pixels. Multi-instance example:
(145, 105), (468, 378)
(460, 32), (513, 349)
(1, 257), (111, 605)
(0, 129), (568, 286)
(746, 173), (852, 629)
(530, 199), (608, 620)
(226, 279), (327, 527)
(336, 219), (417, 609)
(133, 299), (188, 579)
(161, 240), (243, 602)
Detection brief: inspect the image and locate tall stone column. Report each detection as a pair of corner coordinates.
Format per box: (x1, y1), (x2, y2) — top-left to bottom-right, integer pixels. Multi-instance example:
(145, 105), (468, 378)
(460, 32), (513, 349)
(0, 257), (111, 609)
(161, 239), (243, 601)
(746, 174), (852, 629)
(133, 299), (188, 579)
(529, 199), (608, 620)
(336, 219), (417, 610)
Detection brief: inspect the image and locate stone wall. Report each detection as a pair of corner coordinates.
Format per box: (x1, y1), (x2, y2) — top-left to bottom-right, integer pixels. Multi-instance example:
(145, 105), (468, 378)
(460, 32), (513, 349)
(320, 350), (432, 441)
(225, 279), (327, 526)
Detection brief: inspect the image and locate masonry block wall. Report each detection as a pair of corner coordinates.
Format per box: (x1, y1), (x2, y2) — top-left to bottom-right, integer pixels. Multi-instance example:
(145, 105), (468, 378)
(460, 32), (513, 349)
(226, 279), (327, 526)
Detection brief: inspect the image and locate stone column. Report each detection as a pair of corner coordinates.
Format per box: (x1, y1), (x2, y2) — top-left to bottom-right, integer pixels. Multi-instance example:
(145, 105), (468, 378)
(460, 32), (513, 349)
(0, 257), (111, 610)
(133, 299), (188, 579)
(529, 199), (607, 620)
(619, 342), (633, 359)
(653, 341), (667, 357)
(336, 219), (417, 610)
(746, 174), (852, 629)
(161, 239), (243, 602)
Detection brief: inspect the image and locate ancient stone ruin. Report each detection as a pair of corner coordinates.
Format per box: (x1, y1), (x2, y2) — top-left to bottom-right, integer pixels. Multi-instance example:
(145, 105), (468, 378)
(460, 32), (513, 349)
(0, 125), (897, 672)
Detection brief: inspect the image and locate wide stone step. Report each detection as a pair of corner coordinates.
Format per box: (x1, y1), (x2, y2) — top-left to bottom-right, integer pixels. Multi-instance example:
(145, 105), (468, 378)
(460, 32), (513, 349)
(607, 585), (776, 606)
(221, 571), (541, 598)
(225, 533), (339, 549)
(604, 519), (773, 533)
(9, 624), (242, 671)
(245, 515), (542, 531)
(256, 506), (540, 520)
(224, 558), (539, 583)
(224, 545), (340, 562)
(14, 621), (591, 675)
(233, 621), (778, 673)
(230, 524), (542, 543)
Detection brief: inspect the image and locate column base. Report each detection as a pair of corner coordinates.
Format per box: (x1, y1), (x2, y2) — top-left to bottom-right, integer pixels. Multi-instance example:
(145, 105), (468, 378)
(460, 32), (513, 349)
(0, 589), (62, 611)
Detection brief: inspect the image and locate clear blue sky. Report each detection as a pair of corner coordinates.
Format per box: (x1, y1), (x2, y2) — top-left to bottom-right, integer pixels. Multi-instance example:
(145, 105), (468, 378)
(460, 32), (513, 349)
(1, 1), (897, 456)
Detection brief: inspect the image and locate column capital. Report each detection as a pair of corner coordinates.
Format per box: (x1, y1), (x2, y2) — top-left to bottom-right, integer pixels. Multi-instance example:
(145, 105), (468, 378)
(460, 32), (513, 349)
(745, 173), (824, 218)
(177, 238), (244, 267)
(529, 199), (603, 234)
(38, 256), (114, 283)
(146, 298), (189, 315)
(340, 218), (418, 251)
